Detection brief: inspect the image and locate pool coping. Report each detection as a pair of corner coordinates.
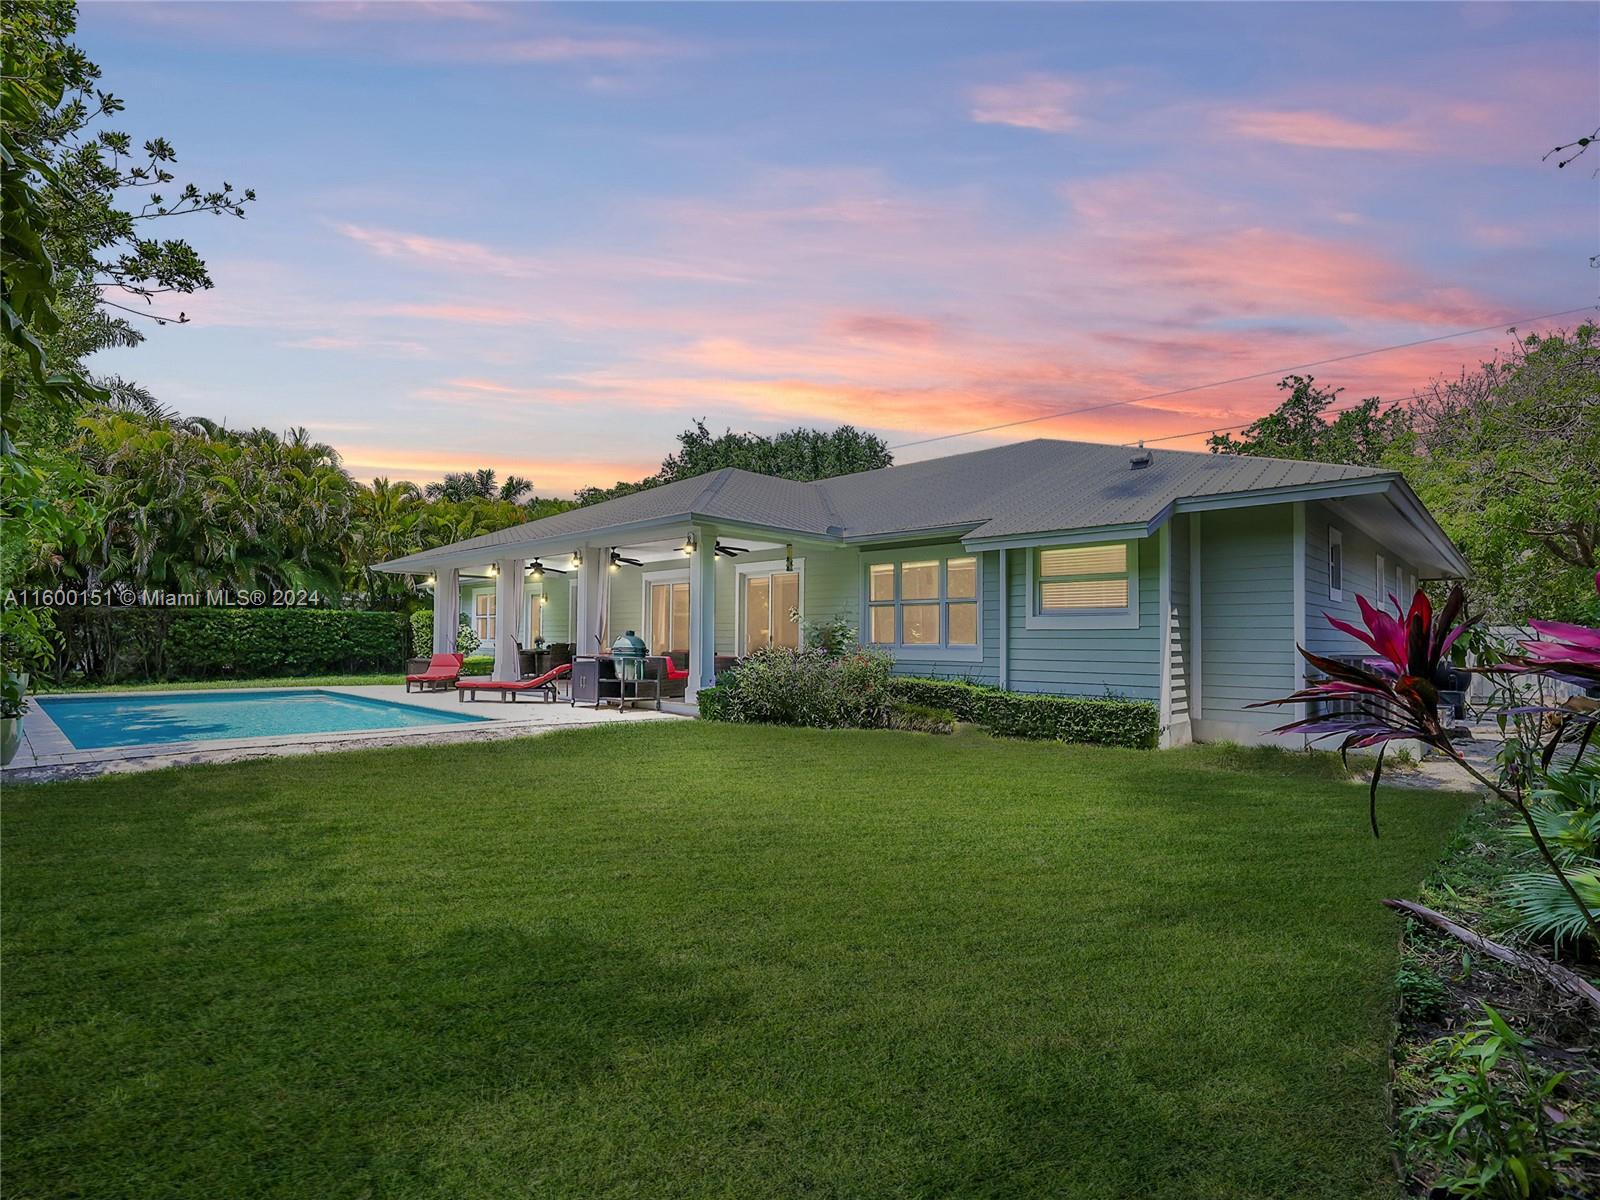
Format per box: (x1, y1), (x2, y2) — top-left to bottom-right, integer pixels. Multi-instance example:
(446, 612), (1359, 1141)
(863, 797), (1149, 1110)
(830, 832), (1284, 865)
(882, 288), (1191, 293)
(5, 683), (683, 783)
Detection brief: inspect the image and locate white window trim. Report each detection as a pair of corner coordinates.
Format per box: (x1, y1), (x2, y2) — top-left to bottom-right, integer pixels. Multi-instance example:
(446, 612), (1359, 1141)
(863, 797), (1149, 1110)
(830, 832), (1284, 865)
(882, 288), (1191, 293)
(640, 568), (690, 656)
(861, 549), (984, 662)
(1023, 541), (1139, 631)
(473, 590), (496, 642)
(1327, 527), (1344, 602)
(735, 557), (806, 653)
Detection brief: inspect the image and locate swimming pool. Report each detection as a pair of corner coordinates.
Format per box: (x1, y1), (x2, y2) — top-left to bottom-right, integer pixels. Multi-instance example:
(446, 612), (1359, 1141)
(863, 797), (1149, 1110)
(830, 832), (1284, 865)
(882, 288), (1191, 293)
(37, 689), (488, 750)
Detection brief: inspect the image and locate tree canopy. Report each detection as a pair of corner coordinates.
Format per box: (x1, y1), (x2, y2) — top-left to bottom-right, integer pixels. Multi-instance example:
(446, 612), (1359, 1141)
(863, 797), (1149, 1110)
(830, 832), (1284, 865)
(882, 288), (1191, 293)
(1210, 330), (1600, 623)
(577, 420), (893, 505)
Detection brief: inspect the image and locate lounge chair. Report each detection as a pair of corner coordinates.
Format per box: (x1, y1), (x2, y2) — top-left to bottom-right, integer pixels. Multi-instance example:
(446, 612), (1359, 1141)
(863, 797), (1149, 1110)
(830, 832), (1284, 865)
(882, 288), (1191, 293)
(456, 663), (572, 703)
(406, 652), (466, 693)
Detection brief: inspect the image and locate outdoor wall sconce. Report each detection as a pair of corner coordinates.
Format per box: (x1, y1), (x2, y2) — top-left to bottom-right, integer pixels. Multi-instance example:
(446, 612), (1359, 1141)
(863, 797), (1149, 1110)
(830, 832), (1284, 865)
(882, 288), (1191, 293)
(785, 543), (794, 571)
(682, 533), (697, 555)
(570, 549), (583, 569)
(487, 564), (499, 577)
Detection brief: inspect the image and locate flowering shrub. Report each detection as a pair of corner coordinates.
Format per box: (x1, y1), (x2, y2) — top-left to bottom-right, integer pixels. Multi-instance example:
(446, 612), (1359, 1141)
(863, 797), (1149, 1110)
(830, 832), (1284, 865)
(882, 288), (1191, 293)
(700, 644), (894, 729)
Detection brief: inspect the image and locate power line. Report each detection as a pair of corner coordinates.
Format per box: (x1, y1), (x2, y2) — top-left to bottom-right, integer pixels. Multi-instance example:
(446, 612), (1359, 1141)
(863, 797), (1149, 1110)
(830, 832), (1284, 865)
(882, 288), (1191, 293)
(1134, 392), (1418, 448)
(887, 304), (1596, 451)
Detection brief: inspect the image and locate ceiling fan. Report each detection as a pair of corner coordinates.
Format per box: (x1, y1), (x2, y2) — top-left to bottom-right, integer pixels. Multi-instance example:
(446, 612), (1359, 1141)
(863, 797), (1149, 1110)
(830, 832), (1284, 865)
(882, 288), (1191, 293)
(714, 540), (749, 557)
(525, 559), (567, 578)
(610, 549), (643, 569)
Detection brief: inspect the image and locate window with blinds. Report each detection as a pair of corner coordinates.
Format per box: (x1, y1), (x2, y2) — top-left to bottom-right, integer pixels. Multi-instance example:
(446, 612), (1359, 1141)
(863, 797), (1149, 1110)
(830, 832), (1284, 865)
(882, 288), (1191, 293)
(1036, 544), (1131, 613)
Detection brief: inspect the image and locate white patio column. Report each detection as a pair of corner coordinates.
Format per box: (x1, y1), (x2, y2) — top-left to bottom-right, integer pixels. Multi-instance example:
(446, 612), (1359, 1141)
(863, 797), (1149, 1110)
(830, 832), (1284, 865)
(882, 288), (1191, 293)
(431, 567), (459, 654)
(687, 523), (717, 697)
(573, 546), (607, 657)
(492, 557), (524, 681)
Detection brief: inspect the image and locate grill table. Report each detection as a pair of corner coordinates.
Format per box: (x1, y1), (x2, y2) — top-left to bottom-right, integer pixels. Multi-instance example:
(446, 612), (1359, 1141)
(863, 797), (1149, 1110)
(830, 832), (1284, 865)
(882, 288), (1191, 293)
(614, 676), (661, 712)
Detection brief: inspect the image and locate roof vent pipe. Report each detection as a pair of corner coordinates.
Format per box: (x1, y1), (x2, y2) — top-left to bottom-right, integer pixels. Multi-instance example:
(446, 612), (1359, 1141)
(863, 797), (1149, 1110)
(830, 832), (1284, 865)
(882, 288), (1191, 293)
(1130, 448), (1152, 470)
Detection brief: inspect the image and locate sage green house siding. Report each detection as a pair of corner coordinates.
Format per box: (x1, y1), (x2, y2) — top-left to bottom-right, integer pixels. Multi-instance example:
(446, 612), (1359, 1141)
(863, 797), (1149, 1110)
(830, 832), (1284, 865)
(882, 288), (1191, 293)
(1303, 501), (1421, 658)
(1193, 506), (1297, 743)
(1002, 537), (1162, 701)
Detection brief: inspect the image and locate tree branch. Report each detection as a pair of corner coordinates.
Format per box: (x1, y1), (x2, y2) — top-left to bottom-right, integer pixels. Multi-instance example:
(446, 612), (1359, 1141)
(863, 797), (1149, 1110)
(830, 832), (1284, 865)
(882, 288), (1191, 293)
(1383, 898), (1600, 1015)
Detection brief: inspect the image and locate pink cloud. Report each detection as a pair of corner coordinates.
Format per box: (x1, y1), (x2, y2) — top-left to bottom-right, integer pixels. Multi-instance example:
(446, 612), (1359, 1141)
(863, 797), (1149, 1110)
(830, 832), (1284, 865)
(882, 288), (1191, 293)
(1222, 108), (1423, 151)
(970, 74), (1083, 132)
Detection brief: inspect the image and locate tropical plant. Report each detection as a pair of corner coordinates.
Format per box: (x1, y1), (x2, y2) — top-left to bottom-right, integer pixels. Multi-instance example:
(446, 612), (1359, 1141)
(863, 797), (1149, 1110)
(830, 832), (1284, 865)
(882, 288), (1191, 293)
(1502, 758), (1600, 950)
(1400, 1004), (1591, 1198)
(1253, 584), (1600, 947)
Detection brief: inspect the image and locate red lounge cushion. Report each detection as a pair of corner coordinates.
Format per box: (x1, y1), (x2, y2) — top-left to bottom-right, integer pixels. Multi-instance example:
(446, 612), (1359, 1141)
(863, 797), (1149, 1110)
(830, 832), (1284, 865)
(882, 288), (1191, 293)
(664, 661), (689, 681)
(456, 663), (571, 691)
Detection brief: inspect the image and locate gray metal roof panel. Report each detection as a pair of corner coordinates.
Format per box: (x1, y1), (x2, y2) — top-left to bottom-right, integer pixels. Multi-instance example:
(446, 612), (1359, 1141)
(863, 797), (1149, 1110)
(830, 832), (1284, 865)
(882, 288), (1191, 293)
(378, 439), (1396, 570)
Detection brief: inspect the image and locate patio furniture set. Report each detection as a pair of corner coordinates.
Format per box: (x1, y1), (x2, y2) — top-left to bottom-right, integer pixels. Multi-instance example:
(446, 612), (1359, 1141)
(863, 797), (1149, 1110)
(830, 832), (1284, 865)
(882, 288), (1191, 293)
(404, 647), (723, 711)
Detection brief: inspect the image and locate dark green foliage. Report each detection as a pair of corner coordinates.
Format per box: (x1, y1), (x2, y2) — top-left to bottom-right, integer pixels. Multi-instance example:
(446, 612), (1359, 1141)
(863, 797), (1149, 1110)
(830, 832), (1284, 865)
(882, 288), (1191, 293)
(701, 646), (894, 729)
(461, 654), (493, 676)
(577, 419), (891, 505)
(49, 607), (407, 683)
(1208, 375), (1408, 467)
(889, 676), (1159, 749)
(1394, 960), (1449, 1022)
(693, 682), (731, 721)
(161, 608), (407, 680)
(1399, 1004), (1590, 1197)
(884, 701), (956, 734)
(1, 726), (1470, 1199)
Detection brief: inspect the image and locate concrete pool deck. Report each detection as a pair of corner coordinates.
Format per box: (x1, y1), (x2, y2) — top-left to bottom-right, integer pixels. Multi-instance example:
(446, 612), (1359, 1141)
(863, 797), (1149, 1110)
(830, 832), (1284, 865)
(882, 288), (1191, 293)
(4, 683), (685, 783)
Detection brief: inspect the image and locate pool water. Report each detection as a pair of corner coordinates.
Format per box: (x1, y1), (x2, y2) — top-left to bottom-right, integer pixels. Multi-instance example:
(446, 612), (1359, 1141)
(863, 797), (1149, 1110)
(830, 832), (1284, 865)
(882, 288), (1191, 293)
(37, 689), (487, 750)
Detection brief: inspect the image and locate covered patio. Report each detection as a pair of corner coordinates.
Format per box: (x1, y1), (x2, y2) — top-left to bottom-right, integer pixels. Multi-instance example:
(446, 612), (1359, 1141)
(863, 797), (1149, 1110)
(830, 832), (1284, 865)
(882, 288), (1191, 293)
(393, 519), (816, 702)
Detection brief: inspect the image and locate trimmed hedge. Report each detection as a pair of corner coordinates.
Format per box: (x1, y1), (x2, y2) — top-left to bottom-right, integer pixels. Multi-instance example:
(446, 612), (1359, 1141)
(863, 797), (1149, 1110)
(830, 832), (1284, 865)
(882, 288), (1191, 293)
(49, 606), (409, 683)
(888, 676), (1158, 749)
(161, 609), (409, 680)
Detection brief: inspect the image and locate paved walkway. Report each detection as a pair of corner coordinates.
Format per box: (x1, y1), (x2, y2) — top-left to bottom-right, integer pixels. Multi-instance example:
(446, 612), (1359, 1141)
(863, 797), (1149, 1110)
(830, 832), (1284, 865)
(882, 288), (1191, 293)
(4, 683), (683, 784)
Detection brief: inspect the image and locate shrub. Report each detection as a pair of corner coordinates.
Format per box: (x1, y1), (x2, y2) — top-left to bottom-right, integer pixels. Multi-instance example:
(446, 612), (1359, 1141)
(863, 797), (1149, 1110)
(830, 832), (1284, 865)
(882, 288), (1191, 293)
(702, 645), (894, 729)
(888, 676), (1158, 749)
(409, 611), (482, 661)
(157, 608), (406, 679)
(462, 655), (494, 675)
(885, 702), (955, 734)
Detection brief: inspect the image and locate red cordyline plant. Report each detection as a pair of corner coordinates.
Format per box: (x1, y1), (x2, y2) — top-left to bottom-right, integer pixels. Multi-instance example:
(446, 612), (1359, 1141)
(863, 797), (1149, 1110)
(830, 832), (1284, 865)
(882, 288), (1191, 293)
(1252, 583), (1600, 947)
(1493, 571), (1600, 694)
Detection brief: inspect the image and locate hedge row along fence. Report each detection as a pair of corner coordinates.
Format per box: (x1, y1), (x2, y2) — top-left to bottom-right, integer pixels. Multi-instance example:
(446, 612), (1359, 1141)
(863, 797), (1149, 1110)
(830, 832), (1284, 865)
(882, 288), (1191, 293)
(44, 606), (410, 684)
(888, 676), (1159, 750)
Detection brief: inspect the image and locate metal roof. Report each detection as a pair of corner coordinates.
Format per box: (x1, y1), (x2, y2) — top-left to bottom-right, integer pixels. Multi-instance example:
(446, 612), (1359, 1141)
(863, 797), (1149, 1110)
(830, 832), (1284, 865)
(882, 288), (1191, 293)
(377, 439), (1407, 571)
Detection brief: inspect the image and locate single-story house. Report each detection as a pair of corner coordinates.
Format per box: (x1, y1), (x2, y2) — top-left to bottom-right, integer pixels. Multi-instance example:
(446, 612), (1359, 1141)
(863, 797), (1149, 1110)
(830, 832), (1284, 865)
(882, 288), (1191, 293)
(376, 438), (1467, 745)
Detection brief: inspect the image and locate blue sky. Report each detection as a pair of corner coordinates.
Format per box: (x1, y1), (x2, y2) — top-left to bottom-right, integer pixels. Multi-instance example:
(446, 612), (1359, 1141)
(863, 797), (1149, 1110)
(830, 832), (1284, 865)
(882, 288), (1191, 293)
(80, 1), (1597, 494)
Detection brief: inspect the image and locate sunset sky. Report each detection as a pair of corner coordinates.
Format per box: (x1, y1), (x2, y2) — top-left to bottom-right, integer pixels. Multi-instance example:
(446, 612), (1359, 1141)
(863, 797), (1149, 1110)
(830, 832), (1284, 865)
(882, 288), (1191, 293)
(81, 1), (1598, 496)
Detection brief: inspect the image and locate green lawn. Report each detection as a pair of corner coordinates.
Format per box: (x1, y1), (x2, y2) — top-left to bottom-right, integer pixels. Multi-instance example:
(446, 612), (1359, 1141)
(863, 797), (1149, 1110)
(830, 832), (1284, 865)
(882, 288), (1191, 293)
(2, 725), (1470, 1199)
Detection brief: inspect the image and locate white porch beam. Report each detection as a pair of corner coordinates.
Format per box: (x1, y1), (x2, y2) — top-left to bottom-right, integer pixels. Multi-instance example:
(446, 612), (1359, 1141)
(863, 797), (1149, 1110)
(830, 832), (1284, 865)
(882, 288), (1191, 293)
(688, 523), (718, 697)
(431, 567), (459, 655)
(573, 546), (607, 658)
(492, 558), (524, 681)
